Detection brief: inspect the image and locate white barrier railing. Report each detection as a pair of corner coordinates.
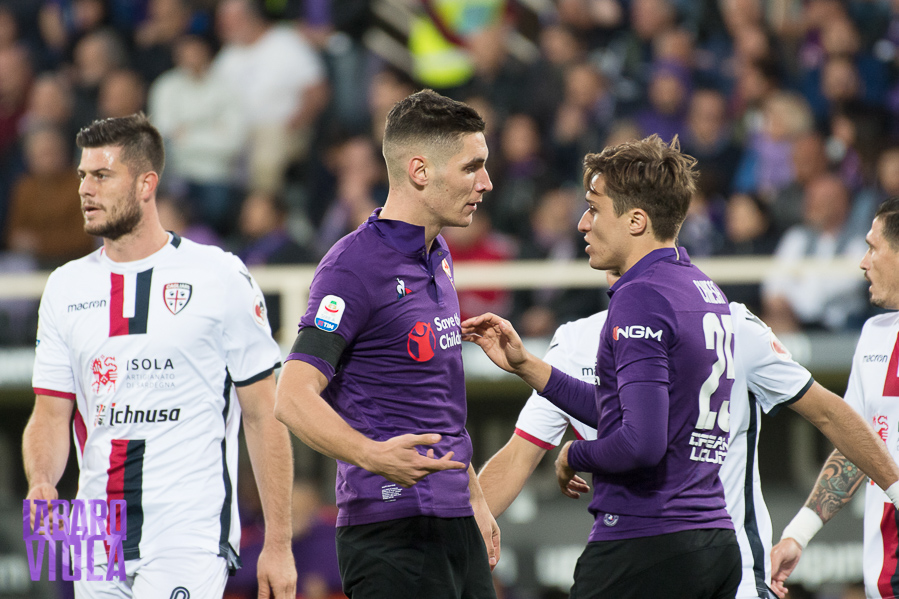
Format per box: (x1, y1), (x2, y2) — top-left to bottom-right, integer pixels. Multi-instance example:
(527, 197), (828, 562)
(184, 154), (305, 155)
(0, 256), (865, 343)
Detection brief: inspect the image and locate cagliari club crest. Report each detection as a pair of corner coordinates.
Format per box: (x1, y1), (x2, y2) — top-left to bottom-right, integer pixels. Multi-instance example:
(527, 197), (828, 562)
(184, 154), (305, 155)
(163, 283), (192, 315)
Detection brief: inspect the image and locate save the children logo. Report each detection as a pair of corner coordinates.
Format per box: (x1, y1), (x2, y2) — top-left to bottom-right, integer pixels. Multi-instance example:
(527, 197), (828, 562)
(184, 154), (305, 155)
(91, 356), (118, 394)
(407, 322), (437, 362)
(23, 499), (127, 582)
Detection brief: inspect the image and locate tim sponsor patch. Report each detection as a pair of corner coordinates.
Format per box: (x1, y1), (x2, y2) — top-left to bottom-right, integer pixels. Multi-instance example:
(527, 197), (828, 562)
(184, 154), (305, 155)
(315, 295), (345, 332)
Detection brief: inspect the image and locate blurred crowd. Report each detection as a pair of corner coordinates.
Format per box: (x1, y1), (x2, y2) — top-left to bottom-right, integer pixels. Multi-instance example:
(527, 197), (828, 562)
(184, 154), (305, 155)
(2, 0), (899, 341)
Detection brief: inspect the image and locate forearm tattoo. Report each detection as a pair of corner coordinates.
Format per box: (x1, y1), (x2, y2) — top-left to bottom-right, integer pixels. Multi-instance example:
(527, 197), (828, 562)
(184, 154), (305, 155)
(804, 451), (866, 523)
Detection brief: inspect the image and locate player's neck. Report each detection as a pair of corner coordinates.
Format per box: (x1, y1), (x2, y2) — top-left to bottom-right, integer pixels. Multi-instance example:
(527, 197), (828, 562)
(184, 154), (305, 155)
(102, 220), (169, 263)
(380, 193), (442, 253)
(619, 237), (676, 275)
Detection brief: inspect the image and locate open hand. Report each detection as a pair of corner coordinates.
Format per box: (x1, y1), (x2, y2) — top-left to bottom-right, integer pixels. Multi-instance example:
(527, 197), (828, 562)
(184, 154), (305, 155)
(365, 434), (466, 488)
(461, 313), (529, 373)
(770, 538), (803, 598)
(555, 442), (589, 499)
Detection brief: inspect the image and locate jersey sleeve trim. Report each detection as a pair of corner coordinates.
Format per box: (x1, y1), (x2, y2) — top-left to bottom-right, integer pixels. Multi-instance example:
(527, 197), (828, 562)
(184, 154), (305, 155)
(766, 376), (814, 416)
(34, 388), (76, 401)
(514, 428), (556, 450)
(232, 363), (280, 387)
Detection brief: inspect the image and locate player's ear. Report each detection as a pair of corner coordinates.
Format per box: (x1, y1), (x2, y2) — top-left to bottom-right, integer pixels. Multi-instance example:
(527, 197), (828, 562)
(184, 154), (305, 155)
(137, 171), (159, 202)
(408, 156), (428, 187)
(628, 209), (649, 236)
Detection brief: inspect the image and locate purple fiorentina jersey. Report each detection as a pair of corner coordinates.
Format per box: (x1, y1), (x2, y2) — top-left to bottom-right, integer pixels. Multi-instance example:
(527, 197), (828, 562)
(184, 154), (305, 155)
(287, 209), (473, 527)
(580, 248), (734, 542)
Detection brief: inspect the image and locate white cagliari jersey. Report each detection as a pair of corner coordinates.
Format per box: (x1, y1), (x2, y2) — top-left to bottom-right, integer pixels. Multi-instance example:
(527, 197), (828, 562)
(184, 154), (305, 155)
(843, 312), (899, 599)
(514, 303), (813, 599)
(32, 234), (281, 567)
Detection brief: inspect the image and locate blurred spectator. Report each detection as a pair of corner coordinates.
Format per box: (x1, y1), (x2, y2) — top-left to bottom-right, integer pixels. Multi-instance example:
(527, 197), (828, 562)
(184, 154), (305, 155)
(227, 480), (343, 599)
(718, 192), (780, 313)
(734, 90), (814, 198)
(407, 0), (505, 92)
(609, 0), (677, 109)
(5, 125), (93, 267)
(442, 210), (515, 322)
(155, 193), (223, 248)
(513, 186), (604, 337)
(238, 191), (313, 336)
(315, 135), (386, 256)
(682, 88), (741, 196)
(731, 58), (781, 142)
(769, 131), (830, 232)
(552, 61), (615, 185)
(524, 24), (584, 133)
(0, 44), (31, 157)
(20, 72), (75, 140)
(0, 43), (31, 229)
(461, 24), (529, 122)
(213, 0), (328, 194)
(490, 113), (552, 238)
(69, 28), (128, 128)
(98, 68), (146, 118)
(37, 0), (110, 65)
(762, 174), (868, 332)
(366, 67), (416, 147)
(149, 33), (245, 234)
(678, 174), (725, 257)
(635, 61), (691, 141)
(132, 0), (193, 83)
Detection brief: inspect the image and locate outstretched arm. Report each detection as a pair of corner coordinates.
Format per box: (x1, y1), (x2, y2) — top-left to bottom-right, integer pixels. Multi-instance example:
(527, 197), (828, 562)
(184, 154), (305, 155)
(790, 381), (899, 491)
(478, 434), (547, 518)
(770, 448), (866, 598)
(237, 374), (297, 599)
(274, 360), (466, 487)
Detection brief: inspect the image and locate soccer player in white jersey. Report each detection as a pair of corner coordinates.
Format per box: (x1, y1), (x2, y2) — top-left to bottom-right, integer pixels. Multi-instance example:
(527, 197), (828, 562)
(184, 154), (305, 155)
(771, 197), (899, 599)
(22, 114), (296, 599)
(479, 280), (899, 598)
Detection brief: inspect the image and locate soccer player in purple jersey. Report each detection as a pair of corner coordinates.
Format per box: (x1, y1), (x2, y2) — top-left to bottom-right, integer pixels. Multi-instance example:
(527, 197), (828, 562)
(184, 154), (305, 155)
(274, 90), (498, 599)
(463, 135), (742, 598)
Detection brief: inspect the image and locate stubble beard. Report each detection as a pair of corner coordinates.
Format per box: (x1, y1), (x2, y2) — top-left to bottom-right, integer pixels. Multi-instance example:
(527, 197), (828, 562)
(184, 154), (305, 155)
(84, 185), (142, 241)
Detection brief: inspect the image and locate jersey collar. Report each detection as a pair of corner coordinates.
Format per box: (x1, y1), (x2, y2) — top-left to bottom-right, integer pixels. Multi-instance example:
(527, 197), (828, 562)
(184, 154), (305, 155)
(608, 246), (690, 297)
(365, 207), (449, 259)
(98, 232), (180, 271)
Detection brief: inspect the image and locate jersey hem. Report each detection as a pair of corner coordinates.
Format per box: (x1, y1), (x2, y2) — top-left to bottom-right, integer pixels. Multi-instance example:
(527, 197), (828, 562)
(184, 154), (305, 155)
(514, 428), (556, 450)
(34, 387), (76, 400)
(766, 376), (813, 416)
(232, 363), (280, 387)
(336, 505), (474, 527)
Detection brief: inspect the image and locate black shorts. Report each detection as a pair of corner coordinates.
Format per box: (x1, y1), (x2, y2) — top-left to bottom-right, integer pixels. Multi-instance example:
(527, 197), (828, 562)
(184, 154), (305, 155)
(336, 515), (496, 599)
(570, 527), (742, 599)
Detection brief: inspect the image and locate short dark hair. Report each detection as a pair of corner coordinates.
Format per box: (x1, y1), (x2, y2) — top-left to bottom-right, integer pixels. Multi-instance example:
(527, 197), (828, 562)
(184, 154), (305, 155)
(382, 90), (485, 178)
(583, 134), (698, 241)
(875, 197), (899, 250)
(76, 112), (165, 177)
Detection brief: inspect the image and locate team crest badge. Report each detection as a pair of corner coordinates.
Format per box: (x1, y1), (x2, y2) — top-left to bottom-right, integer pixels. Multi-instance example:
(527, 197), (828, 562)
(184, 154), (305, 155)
(91, 355), (118, 394)
(164, 283), (192, 315)
(441, 259), (455, 290)
(252, 295), (267, 326)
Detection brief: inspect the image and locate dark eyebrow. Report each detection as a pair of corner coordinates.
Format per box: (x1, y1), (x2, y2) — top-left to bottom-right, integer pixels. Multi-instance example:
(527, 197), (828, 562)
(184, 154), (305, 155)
(462, 157), (486, 169)
(77, 167), (113, 176)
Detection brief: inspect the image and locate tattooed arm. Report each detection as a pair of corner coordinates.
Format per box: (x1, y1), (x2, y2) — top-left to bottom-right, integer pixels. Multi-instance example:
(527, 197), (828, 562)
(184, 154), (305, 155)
(769, 449), (866, 598)
(803, 449), (867, 522)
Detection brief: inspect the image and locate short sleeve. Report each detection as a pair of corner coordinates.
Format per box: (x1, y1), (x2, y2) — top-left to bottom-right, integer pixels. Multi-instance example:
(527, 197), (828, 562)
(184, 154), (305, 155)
(221, 255), (282, 385)
(297, 265), (373, 349)
(843, 322), (869, 415)
(32, 271), (76, 399)
(733, 304), (813, 414)
(608, 284), (675, 389)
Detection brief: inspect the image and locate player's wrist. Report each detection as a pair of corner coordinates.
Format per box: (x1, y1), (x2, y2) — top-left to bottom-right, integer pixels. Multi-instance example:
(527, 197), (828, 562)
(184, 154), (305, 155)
(885, 481), (899, 509)
(781, 507), (824, 549)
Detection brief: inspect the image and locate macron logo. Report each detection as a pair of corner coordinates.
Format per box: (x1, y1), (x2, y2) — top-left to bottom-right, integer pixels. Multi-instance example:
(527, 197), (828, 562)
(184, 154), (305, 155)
(612, 325), (663, 341)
